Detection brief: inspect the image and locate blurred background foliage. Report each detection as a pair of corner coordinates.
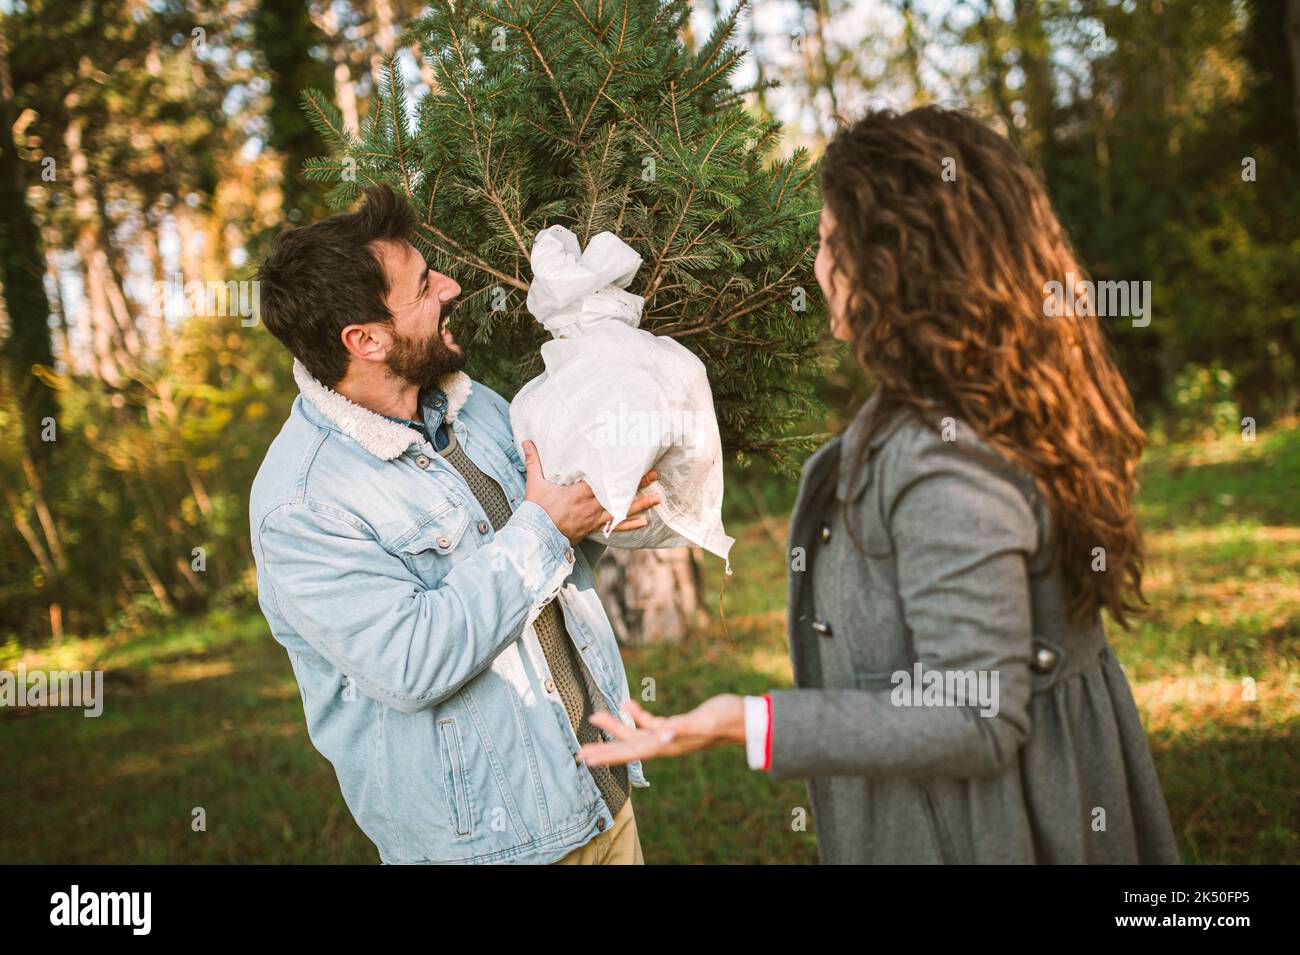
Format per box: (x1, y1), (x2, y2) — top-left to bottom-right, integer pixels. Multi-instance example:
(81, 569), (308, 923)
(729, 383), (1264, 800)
(0, 0), (1297, 863)
(2, 0), (1296, 645)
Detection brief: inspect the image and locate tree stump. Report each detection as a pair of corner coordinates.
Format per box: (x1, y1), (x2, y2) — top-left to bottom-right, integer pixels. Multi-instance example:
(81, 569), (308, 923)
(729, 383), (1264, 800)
(595, 547), (706, 645)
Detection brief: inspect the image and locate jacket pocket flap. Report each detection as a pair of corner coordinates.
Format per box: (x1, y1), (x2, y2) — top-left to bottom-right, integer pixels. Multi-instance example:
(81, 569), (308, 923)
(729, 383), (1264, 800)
(397, 503), (471, 556)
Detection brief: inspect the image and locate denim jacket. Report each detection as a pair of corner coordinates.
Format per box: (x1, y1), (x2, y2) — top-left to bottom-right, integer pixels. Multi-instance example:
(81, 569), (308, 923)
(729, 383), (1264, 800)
(249, 359), (647, 864)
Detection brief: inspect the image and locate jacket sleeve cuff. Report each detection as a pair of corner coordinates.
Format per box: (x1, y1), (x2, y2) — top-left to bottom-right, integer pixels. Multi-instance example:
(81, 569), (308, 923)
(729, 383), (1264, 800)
(743, 694), (772, 771)
(504, 499), (575, 602)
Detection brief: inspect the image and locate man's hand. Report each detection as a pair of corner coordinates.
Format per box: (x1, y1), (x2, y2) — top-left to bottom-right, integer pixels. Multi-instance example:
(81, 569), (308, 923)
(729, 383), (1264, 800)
(521, 439), (660, 545)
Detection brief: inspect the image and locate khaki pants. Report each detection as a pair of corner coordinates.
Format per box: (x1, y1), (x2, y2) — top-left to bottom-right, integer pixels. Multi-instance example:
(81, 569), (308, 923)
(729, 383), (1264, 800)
(550, 799), (644, 865)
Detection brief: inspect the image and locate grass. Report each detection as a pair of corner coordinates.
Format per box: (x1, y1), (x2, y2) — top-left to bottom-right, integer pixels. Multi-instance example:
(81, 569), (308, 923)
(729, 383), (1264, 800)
(2, 422), (1297, 864)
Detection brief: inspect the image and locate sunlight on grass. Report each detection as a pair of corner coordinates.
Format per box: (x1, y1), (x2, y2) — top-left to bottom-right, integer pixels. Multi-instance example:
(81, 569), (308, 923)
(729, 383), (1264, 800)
(2, 422), (1296, 863)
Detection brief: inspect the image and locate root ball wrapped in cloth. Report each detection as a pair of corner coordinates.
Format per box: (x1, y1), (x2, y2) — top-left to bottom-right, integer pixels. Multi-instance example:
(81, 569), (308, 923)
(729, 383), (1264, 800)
(509, 224), (734, 566)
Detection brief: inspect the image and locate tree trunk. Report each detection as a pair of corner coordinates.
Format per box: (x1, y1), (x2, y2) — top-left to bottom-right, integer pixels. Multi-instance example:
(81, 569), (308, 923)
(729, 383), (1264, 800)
(744, 0), (770, 120)
(64, 69), (130, 386)
(976, 1), (1018, 145)
(370, 0), (398, 87)
(42, 232), (74, 369)
(138, 212), (170, 357)
(1011, 0), (1054, 167)
(1287, 0), (1300, 159)
(94, 173), (143, 360)
(811, 0), (840, 120)
(316, 3), (360, 132)
(595, 547), (705, 645)
(254, 0), (334, 222)
(0, 19), (58, 461)
(900, 0), (928, 104)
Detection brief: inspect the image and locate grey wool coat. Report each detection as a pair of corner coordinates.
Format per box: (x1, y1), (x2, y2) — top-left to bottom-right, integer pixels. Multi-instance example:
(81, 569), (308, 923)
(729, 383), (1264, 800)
(770, 392), (1182, 864)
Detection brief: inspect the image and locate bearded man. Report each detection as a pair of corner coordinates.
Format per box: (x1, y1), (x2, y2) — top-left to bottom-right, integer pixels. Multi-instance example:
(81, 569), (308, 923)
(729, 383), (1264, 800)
(250, 185), (658, 864)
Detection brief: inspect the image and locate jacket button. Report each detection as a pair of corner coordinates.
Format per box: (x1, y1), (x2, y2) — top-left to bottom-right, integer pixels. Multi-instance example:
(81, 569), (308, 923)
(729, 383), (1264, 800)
(596, 818), (606, 831)
(564, 548), (575, 563)
(477, 520), (490, 534)
(415, 454), (431, 469)
(1030, 644), (1058, 673)
(811, 618), (833, 637)
(435, 535), (451, 548)
(820, 523), (831, 542)
(545, 678), (555, 693)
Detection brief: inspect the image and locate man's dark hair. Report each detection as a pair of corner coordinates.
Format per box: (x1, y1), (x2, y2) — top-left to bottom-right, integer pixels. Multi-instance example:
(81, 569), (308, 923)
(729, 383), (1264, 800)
(256, 185), (418, 386)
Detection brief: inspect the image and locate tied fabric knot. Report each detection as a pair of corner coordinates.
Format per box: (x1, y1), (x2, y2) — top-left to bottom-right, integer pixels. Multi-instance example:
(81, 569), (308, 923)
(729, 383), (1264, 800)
(525, 225), (645, 337)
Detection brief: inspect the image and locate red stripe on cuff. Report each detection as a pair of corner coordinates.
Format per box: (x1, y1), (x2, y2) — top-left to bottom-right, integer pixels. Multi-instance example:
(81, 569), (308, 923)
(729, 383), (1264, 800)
(762, 693), (773, 772)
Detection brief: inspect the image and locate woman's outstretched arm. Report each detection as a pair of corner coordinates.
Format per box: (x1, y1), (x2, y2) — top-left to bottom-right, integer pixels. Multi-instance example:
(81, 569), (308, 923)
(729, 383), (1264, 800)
(579, 429), (1038, 781)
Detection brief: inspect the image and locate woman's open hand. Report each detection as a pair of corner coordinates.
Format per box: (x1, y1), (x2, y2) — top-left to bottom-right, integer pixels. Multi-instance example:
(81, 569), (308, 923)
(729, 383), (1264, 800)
(578, 695), (746, 767)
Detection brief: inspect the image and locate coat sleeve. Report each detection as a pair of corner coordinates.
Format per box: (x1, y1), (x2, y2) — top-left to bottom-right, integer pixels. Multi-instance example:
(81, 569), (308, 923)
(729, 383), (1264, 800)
(766, 430), (1037, 781)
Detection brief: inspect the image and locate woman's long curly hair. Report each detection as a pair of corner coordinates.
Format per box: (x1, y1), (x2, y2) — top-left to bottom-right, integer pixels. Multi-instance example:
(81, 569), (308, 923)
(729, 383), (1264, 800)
(823, 106), (1146, 627)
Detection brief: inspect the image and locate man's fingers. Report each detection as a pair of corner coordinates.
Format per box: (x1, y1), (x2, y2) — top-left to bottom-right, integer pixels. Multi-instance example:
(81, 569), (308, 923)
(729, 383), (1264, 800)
(624, 490), (661, 517)
(612, 516), (648, 532)
(637, 468), (659, 490)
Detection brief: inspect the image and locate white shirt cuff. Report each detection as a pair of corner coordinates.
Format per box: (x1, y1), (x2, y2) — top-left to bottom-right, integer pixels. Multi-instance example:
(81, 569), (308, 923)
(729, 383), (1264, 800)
(743, 694), (770, 771)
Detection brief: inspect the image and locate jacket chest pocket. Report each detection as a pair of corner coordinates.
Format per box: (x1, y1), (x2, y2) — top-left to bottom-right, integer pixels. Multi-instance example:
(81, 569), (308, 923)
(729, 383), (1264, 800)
(395, 502), (472, 585)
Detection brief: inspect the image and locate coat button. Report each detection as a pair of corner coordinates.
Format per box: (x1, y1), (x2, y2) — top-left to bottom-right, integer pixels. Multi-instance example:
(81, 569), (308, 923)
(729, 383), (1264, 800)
(564, 548), (575, 563)
(1030, 644), (1058, 673)
(435, 535), (451, 548)
(820, 523), (831, 542)
(415, 454), (431, 469)
(596, 818), (606, 831)
(477, 520), (490, 534)
(545, 678), (555, 693)
(811, 618), (833, 637)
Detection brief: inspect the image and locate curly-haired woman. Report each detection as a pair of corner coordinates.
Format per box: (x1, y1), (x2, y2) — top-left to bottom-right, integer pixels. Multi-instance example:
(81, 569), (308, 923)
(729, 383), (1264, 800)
(578, 106), (1181, 865)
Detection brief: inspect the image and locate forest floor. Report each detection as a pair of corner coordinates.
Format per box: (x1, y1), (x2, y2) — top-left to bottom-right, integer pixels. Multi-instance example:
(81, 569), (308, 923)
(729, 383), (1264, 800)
(3, 421), (1297, 863)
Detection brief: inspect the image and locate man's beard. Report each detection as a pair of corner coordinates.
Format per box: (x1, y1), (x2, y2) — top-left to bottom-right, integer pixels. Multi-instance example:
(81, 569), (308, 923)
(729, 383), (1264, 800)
(385, 307), (468, 390)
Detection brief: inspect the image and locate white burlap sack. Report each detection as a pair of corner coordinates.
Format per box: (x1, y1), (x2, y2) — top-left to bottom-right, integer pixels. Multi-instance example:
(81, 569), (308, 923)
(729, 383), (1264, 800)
(509, 224), (734, 565)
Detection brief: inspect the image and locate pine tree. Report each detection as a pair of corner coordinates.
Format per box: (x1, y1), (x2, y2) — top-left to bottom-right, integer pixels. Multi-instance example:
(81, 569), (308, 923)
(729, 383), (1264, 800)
(301, 0), (828, 469)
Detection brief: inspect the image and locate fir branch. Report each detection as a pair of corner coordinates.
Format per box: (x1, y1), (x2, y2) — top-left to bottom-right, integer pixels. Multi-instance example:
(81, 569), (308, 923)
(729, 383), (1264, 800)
(477, 119), (531, 258)
(685, 47), (745, 99)
(416, 222), (529, 291)
(691, 0), (746, 78)
(685, 0), (748, 97)
(669, 81), (682, 145)
(700, 111), (746, 169)
(578, 123), (622, 241)
(643, 184), (697, 303)
(378, 54), (415, 197)
(477, 3), (579, 136)
(300, 89), (354, 152)
(575, 2), (631, 140)
(565, 0), (599, 35)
